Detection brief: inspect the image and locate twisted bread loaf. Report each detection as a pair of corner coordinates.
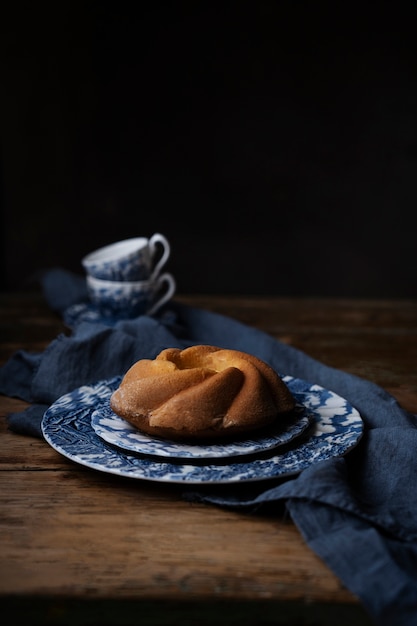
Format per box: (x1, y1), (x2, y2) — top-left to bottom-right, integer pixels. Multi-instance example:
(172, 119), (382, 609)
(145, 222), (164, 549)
(110, 345), (296, 441)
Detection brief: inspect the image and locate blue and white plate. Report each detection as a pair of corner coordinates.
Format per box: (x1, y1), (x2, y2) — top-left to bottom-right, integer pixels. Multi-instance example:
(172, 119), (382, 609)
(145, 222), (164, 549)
(41, 376), (364, 484)
(90, 403), (313, 459)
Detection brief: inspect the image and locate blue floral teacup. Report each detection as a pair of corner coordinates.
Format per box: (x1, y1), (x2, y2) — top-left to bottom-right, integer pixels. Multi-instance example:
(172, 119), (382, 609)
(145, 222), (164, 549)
(82, 233), (171, 282)
(86, 272), (176, 318)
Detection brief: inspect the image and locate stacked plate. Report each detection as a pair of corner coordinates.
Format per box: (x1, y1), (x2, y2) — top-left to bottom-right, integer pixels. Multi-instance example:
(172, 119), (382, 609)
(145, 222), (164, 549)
(41, 375), (364, 485)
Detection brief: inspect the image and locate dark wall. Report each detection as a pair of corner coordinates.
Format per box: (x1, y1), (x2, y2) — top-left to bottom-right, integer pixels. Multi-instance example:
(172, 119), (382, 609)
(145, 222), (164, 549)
(2, 3), (417, 297)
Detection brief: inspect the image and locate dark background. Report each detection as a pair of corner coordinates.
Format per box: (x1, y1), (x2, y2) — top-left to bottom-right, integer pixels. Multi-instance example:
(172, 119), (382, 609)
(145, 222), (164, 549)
(1, 2), (416, 297)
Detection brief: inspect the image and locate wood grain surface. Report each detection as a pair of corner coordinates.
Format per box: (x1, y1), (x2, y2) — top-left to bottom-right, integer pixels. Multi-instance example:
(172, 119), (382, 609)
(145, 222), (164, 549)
(1, 292), (416, 625)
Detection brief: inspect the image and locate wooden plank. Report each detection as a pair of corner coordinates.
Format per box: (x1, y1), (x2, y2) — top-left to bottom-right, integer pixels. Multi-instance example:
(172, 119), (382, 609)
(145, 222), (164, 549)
(0, 469), (355, 603)
(1, 292), (415, 625)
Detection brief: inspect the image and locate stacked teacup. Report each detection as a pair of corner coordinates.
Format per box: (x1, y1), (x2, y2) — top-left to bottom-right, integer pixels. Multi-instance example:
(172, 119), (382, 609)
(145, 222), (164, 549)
(82, 233), (176, 319)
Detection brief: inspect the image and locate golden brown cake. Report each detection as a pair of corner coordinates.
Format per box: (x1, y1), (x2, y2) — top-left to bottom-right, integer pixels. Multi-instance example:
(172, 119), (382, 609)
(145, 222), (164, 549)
(110, 345), (296, 441)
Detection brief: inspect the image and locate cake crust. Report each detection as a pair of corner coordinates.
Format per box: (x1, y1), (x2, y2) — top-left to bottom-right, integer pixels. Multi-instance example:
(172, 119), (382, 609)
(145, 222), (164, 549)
(110, 345), (296, 441)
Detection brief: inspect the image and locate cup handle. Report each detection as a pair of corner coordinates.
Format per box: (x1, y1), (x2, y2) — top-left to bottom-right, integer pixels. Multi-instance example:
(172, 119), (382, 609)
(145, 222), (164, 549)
(149, 233), (171, 281)
(146, 272), (176, 316)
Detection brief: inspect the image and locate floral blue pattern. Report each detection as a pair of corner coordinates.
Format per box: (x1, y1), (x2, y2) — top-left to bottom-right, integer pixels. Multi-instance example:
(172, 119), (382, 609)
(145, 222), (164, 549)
(90, 403), (313, 459)
(85, 247), (151, 281)
(41, 376), (364, 484)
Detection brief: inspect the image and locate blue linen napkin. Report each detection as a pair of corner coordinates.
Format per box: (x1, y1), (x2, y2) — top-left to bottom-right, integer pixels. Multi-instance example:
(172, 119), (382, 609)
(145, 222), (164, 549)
(1, 268), (416, 626)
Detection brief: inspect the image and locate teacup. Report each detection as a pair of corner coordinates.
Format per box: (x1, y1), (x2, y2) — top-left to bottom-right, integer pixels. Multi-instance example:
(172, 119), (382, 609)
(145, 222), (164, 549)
(82, 233), (171, 282)
(86, 272), (176, 318)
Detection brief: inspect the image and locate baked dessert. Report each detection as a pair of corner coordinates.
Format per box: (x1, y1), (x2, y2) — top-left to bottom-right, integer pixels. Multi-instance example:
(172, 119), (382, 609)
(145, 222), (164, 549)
(110, 345), (296, 441)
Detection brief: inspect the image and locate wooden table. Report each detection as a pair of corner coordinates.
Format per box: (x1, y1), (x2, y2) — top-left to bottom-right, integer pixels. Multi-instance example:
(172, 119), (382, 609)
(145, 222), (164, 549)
(1, 292), (417, 626)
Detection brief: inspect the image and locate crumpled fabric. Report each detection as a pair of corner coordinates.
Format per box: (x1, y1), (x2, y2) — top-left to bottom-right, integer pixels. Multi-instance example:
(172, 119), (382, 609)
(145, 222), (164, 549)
(1, 268), (416, 625)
